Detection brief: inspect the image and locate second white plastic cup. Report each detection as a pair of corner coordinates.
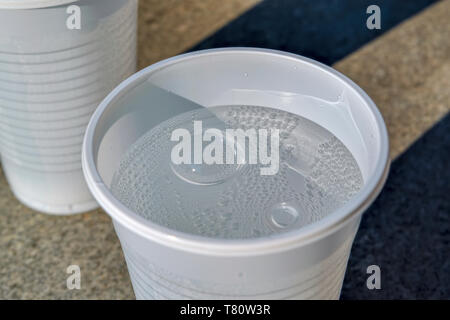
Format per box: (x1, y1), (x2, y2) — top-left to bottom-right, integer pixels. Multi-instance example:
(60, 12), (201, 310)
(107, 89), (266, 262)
(0, 0), (138, 214)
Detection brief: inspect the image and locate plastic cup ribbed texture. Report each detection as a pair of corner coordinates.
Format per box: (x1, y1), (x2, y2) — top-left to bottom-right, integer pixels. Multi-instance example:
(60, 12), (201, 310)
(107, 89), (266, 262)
(0, 0), (138, 214)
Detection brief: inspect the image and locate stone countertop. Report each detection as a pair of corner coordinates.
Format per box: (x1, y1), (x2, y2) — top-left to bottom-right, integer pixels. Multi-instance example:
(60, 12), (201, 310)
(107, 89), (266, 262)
(0, 0), (449, 299)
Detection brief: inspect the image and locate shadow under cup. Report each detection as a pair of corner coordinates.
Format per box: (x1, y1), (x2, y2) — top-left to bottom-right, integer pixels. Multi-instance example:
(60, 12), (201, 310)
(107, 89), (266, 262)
(82, 48), (390, 299)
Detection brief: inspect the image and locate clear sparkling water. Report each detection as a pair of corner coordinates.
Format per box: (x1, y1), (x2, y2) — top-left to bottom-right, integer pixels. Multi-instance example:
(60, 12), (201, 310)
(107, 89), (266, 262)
(110, 105), (363, 239)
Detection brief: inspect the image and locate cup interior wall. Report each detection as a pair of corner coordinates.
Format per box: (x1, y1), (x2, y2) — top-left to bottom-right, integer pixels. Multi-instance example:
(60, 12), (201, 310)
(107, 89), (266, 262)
(93, 52), (383, 195)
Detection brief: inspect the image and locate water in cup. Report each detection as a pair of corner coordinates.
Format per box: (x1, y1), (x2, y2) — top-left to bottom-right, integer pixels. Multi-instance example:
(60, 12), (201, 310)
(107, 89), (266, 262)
(110, 102), (364, 240)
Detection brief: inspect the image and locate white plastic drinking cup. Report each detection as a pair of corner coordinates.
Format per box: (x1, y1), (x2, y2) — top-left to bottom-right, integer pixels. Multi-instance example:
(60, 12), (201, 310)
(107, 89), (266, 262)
(0, 0), (137, 214)
(82, 48), (390, 299)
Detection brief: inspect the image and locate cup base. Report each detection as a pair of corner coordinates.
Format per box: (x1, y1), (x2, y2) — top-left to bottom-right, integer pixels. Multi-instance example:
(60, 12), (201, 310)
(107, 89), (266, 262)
(1, 156), (99, 215)
(11, 187), (99, 215)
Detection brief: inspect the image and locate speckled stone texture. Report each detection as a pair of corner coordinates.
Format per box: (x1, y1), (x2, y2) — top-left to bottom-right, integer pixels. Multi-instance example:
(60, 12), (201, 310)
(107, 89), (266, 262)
(341, 114), (450, 299)
(137, 0), (259, 68)
(334, 0), (450, 159)
(0, 173), (133, 299)
(190, 0), (438, 66)
(0, 0), (449, 299)
(336, 0), (449, 297)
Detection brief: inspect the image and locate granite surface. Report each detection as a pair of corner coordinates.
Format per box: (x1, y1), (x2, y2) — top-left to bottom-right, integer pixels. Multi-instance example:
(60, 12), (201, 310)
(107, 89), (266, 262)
(137, 0), (259, 68)
(0, 0), (449, 299)
(190, 0), (439, 66)
(335, 0), (449, 298)
(341, 113), (450, 299)
(333, 0), (450, 159)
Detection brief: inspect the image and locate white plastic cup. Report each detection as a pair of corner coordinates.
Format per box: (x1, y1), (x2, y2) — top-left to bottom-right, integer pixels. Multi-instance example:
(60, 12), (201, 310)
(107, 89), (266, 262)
(0, 0), (137, 214)
(82, 48), (390, 299)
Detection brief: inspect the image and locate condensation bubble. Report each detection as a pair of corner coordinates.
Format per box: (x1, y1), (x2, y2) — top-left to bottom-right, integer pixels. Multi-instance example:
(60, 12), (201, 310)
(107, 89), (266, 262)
(269, 203), (299, 228)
